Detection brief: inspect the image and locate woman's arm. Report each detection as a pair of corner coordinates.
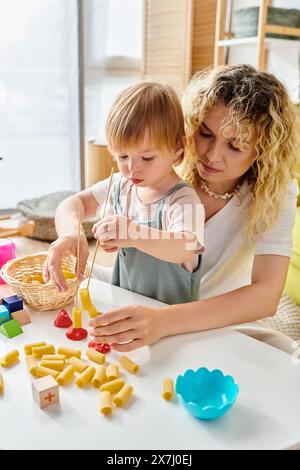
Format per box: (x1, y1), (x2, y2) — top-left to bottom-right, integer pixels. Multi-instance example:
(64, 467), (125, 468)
(88, 254), (289, 351)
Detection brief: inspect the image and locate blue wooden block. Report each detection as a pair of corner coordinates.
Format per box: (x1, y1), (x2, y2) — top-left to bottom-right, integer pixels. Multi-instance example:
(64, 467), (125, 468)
(2, 295), (23, 314)
(0, 305), (10, 325)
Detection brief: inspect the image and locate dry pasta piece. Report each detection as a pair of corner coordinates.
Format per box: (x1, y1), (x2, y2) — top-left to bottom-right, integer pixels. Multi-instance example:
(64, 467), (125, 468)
(92, 365), (107, 388)
(75, 366), (96, 388)
(56, 365), (76, 386)
(162, 378), (174, 401)
(113, 384), (134, 407)
(26, 355), (39, 376)
(24, 342), (46, 355)
(32, 344), (55, 358)
(100, 378), (125, 394)
(57, 346), (81, 359)
(42, 355), (66, 361)
(119, 355), (140, 374)
(99, 391), (112, 415)
(86, 348), (105, 364)
(35, 366), (59, 380)
(40, 360), (65, 371)
(79, 288), (92, 311)
(66, 356), (89, 373)
(0, 372), (4, 394)
(106, 364), (119, 381)
(0, 349), (19, 367)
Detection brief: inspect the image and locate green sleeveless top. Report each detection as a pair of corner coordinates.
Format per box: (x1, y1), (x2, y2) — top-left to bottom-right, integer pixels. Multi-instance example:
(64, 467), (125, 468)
(111, 176), (202, 304)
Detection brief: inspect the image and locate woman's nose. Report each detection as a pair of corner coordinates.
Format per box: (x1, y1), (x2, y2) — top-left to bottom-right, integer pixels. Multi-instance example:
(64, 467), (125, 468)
(206, 141), (223, 163)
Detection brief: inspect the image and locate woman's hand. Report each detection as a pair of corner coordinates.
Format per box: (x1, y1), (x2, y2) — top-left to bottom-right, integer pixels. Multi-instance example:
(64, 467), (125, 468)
(88, 304), (167, 352)
(92, 215), (139, 250)
(43, 233), (89, 292)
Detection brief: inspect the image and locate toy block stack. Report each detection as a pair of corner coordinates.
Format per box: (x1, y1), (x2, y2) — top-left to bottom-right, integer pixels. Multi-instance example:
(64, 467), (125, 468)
(0, 294), (31, 339)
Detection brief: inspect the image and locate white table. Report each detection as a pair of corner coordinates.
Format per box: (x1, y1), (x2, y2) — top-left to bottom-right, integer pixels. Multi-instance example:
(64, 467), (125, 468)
(0, 278), (300, 450)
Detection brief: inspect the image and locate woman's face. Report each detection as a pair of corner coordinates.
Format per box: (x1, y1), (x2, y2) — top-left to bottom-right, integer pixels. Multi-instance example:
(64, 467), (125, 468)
(194, 104), (255, 190)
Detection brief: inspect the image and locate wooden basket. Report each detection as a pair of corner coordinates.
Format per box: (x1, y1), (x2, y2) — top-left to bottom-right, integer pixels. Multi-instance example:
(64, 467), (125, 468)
(0, 252), (86, 311)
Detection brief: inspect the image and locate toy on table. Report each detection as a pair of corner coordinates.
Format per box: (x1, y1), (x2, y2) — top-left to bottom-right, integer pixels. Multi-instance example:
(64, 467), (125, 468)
(175, 368), (239, 420)
(0, 220), (35, 239)
(77, 168), (115, 348)
(0, 294), (31, 339)
(66, 219), (88, 342)
(31, 375), (60, 409)
(54, 308), (72, 328)
(0, 239), (16, 284)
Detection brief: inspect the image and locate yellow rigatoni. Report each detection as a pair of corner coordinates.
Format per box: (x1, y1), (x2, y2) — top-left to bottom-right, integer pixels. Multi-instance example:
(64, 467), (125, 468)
(35, 366), (59, 380)
(100, 391), (112, 415)
(67, 356), (89, 373)
(40, 360), (65, 372)
(0, 372), (4, 394)
(0, 350), (19, 367)
(72, 307), (82, 329)
(79, 288), (92, 311)
(62, 270), (76, 279)
(113, 384), (133, 407)
(92, 365), (107, 388)
(26, 355), (39, 376)
(42, 355), (66, 361)
(32, 344), (55, 358)
(100, 378), (125, 394)
(162, 379), (174, 401)
(75, 366), (96, 388)
(87, 304), (99, 319)
(119, 356), (140, 374)
(57, 346), (81, 359)
(24, 342), (46, 355)
(56, 365), (76, 386)
(106, 364), (119, 381)
(86, 348), (105, 364)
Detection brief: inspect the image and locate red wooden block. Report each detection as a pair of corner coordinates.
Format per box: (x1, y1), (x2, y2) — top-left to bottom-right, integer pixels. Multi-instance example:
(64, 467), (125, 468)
(66, 326), (88, 341)
(54, 309), (73, 328)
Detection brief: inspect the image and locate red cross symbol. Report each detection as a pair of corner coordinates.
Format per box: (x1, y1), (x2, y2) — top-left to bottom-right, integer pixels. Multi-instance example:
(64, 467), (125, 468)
(45, 392), (56, 403)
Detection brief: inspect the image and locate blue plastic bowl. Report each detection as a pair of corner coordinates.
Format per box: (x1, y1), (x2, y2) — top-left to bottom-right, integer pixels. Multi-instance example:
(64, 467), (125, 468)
(175, 368), (239, 420)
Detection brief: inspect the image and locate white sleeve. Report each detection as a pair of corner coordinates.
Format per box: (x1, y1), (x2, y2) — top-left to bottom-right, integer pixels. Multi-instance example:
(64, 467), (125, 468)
(254, 179), (298, 257)
(163, 187), (205, 250)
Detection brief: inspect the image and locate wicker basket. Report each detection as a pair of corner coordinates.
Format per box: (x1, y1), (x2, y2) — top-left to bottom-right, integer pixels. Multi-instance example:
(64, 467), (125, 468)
(0, 252), (86, 311)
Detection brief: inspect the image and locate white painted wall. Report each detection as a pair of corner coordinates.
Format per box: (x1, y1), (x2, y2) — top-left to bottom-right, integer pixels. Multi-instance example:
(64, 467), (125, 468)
(229, 0), (300, 102)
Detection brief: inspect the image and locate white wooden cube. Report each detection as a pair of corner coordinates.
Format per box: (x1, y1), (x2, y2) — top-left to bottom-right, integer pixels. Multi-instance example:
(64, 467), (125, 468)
(31, 376), (59, 409)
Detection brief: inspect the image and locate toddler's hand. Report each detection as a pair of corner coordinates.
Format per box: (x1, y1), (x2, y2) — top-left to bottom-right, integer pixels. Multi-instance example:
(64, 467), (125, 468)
(43, 233), (89, 292)
(92, 215), (138, 249)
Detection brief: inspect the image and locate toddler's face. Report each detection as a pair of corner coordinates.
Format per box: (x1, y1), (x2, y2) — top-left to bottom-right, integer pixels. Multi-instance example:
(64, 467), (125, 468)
(114, 131), (183, 188)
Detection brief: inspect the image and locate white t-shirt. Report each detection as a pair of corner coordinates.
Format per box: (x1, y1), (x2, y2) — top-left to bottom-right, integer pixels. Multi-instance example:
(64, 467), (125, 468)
(90, 173), (205, 272)
(200, 179), (299, 299)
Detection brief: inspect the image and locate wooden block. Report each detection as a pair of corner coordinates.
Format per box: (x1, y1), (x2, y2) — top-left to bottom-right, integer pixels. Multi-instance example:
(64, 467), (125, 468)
(0, 319), (23, 338)
(11, 309), (31, 326)
(31, 376), (60, 409)
(2, 295), (23, 314)
(0, 305), (10, 325)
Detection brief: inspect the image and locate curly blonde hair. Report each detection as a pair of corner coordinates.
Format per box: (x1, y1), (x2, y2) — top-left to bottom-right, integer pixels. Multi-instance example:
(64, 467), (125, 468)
(180, 64), (300, 243)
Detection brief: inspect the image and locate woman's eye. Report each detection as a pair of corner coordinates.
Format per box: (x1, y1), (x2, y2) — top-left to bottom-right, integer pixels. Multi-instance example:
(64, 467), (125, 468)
(118, 155), (128, 160)
(199, 131), (212, 138)
(229, 143), (241, 152)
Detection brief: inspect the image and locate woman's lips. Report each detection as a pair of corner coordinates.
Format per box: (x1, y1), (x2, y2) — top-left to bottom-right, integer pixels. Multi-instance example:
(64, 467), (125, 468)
(200, 161), (222, 174)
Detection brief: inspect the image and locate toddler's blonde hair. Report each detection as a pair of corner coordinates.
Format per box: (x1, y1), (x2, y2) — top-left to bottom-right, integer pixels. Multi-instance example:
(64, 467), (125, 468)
(106, 81), (184, 155)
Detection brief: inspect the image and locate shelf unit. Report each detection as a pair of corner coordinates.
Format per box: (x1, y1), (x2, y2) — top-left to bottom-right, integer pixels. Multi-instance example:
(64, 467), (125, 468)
(214, 0), (300, 71)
